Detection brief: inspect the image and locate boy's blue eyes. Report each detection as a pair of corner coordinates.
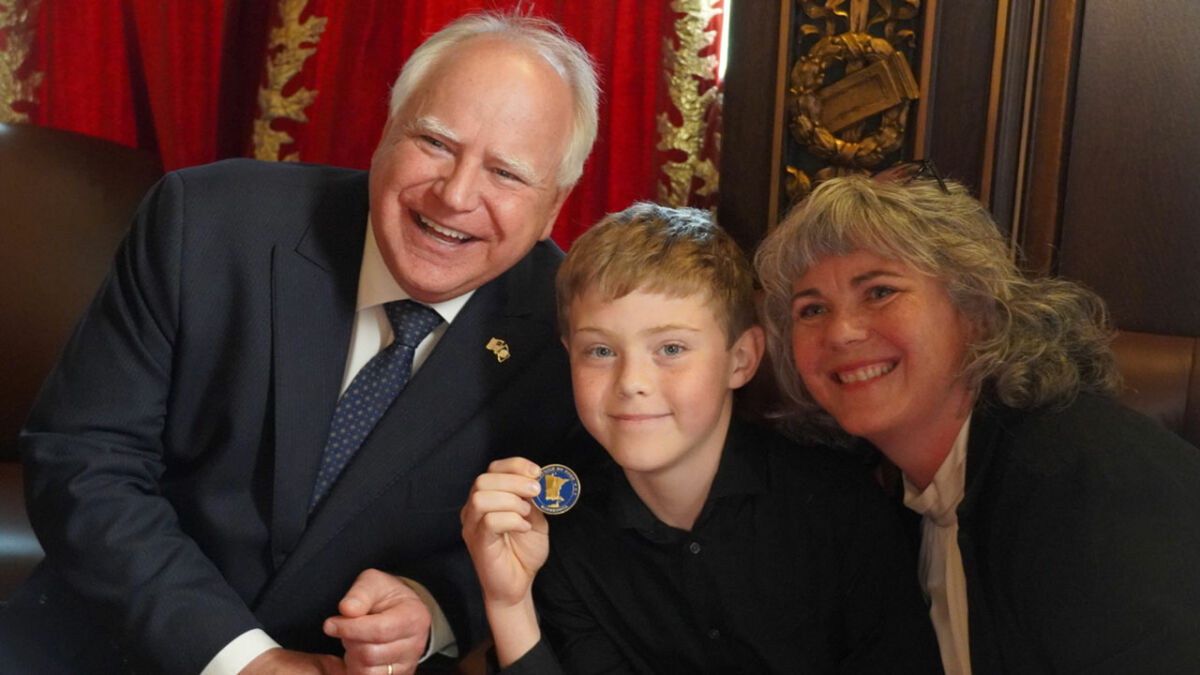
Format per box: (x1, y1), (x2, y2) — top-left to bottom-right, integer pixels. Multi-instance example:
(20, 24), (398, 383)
(582, 344), (687, 358)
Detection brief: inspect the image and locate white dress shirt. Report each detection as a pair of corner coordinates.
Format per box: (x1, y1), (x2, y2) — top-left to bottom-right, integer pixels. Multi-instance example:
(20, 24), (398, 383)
(202, 222), (469, 674)
(903, 416), (973, 675)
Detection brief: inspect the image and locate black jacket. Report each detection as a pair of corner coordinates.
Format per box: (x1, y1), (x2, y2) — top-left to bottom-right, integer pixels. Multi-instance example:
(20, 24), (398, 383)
(959, 393), (1200, 674)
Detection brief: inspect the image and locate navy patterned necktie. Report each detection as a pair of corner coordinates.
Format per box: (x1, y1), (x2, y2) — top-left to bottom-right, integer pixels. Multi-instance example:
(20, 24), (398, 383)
(309, 299), (442, 511)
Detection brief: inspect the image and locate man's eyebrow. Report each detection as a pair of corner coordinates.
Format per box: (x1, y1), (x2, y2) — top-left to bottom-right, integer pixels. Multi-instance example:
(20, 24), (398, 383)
(410, 116), (460, 144)
(490, 149), (536, 183)
(409, 116), (537, 183)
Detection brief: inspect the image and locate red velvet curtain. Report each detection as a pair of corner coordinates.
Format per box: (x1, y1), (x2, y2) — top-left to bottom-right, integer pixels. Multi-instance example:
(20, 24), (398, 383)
(7, 0), (723, 248)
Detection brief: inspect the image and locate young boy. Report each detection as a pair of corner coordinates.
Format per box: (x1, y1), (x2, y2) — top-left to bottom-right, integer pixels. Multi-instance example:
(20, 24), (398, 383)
(460, 203), (940, 673)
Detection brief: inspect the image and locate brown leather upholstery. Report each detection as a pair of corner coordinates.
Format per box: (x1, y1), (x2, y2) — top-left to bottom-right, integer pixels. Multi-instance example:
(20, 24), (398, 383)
(1111, 330), (1200, 448)
(0, 463), (40, 598)
(0, 123), (162, 462)
(0, 123), (161, 596)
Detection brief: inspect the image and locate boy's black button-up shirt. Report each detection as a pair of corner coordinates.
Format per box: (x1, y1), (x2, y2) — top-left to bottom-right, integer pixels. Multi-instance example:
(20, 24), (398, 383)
(503, 418), (942, 674)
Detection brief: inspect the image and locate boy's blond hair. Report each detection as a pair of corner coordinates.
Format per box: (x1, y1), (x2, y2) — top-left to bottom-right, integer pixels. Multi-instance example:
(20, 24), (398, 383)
(557, 202), (756, 344)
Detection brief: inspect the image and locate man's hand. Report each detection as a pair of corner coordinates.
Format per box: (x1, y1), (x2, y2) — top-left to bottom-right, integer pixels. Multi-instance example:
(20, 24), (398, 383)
(324, 569), (432, 675)
(241, 648), (345, 674)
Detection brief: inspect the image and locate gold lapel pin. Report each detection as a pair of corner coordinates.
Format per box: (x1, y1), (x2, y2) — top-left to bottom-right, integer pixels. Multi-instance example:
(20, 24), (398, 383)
(486, 337), (511, 363)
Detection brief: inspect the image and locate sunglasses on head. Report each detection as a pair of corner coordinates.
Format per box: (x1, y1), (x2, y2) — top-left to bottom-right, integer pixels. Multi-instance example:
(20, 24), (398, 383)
(872, 159), (948, 194)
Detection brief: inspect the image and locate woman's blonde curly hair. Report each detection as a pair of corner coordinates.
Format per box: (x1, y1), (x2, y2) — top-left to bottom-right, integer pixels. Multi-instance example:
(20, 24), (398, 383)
(754, 174), (1121, 442)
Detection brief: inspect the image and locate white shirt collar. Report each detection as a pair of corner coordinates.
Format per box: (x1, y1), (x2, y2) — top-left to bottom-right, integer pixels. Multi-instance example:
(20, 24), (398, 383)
(356, 217), (474, 322)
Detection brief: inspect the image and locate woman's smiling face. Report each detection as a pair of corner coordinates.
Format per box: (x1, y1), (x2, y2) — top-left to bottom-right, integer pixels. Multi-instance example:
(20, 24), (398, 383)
(789, 249), (976, 454)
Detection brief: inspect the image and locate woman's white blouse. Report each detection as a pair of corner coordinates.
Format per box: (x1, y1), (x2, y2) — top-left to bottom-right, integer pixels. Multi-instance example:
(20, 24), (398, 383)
(904, 417), (973, 675)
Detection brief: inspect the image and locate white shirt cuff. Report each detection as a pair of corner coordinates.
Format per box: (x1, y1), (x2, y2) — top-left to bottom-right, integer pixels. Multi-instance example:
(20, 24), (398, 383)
(199, 629), (281, 675)
(400, 577), (459, 659)
(195, 578), (457, 674)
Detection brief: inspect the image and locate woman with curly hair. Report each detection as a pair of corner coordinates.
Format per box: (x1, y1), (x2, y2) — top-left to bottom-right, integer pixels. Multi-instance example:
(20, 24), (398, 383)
(754, 170), (1200, 675)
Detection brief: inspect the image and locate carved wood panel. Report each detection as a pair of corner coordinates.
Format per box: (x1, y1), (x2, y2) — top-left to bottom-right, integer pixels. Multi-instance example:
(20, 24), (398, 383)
(720, 0), (1200, 336)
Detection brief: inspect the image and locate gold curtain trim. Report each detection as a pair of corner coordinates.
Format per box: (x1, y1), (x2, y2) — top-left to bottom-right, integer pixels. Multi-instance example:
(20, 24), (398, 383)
(657, 0), (722, 208)
(0, 0), (43, 123)
(252, 0), (327, 161)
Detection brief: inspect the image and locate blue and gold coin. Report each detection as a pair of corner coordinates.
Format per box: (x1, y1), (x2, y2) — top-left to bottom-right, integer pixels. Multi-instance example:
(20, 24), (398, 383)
(533, 463), (580, 515)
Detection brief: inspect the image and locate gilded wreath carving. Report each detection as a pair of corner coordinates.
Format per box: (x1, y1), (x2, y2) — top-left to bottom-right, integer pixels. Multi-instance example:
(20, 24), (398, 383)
(786, 0), (921, 202)
(789, 33), (906, 167)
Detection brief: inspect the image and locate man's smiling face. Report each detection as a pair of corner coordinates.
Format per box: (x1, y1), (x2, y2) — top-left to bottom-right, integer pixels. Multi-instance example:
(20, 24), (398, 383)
(368, 37), (574, 303)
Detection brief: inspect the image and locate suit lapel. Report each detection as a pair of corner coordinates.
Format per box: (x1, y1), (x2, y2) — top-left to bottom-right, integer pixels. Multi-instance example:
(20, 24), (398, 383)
(959, 404), (1011, 673)
(959, 404), (1010, 520)
(266, 246), (559, 591)
(269, 175), (367, 568)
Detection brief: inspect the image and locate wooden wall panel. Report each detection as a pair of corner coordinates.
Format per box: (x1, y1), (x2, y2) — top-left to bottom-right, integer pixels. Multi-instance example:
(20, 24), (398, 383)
(717, 1), (788, 254)
(1056, 0), (1200, 334)
(919, 1), (996, 198)
(719, 0), (1199, 340)
(1017, 0), (1083, 275)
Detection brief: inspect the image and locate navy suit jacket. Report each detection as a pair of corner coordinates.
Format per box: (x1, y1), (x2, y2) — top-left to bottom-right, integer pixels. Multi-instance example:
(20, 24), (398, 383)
(16, 159), (577, 672)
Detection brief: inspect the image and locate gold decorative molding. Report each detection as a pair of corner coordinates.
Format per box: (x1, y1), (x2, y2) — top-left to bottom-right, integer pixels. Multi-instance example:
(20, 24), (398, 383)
(0, 0), (43, 123)
(656, 0), (723, 209)
(252, 0), (327, 162)
(786, 0), (921, 202)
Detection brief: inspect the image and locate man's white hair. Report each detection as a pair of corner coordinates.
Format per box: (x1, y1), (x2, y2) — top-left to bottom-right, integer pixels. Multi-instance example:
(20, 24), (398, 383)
(387, 11), (600, 189)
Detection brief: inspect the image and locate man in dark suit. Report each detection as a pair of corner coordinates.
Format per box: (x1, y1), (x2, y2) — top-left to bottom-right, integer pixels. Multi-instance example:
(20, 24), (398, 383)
(2, 12), (599, 675)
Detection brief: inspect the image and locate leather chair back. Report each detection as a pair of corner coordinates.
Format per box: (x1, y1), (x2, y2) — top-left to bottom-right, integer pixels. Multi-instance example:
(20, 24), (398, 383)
(0, 124), (160, 597)
(0, 463), (40, 596)
(0, 123), (162, 461)
(1111, 330), (1200, 448)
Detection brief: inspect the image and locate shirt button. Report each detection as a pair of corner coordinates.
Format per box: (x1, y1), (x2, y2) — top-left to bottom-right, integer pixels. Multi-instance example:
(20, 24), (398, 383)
(707, 628), (720, 640)
(688, 541), (701, 554)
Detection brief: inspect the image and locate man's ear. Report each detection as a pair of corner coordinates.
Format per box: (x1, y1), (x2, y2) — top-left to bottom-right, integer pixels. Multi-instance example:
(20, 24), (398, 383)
(727, 325), (765, 390)
(538, 189), (571, 241)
